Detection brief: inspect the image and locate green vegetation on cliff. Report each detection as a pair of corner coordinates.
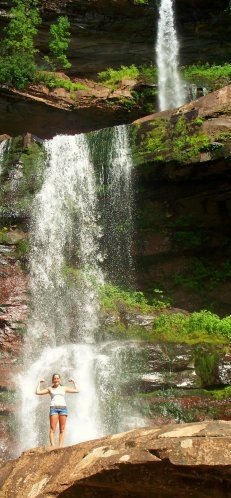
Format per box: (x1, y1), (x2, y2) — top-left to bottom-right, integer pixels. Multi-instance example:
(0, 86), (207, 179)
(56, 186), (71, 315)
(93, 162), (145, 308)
(152, 310), (231, 343)
(0, 0), (41, 88)
(138, 116), (211, 163)
(99, 283), (170, 312)
(173, 258), (231, 292)
(98, 63), (231, 91)
(182, 63), (231, 90)
(34, 72), (87, 92)
(0, 0), (71, 88)
(0, 138), (45, 218)
(44, 15), (71, 71)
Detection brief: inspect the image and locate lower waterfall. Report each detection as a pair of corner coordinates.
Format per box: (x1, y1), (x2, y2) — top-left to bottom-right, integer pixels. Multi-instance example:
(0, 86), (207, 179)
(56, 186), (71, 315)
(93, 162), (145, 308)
(18, 127), (145, 453)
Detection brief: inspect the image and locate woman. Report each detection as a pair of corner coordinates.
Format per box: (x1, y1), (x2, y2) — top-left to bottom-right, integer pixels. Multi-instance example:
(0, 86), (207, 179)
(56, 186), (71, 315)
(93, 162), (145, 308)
(36, 373), (79, 447)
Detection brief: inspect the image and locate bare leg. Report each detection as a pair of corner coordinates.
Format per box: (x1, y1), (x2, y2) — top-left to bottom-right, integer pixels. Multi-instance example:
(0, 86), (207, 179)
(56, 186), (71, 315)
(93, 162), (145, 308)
(58, 415), (67, 447)
(49, 415), (58, 446)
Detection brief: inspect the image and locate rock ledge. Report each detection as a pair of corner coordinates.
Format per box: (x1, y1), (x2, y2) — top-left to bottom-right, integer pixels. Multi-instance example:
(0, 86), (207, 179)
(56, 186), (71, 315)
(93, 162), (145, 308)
(0, 420), (231, 497)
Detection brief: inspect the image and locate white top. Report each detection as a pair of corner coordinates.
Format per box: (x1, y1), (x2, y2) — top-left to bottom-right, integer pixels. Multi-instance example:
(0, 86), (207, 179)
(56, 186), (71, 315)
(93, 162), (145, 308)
(49, 386), (66, 407)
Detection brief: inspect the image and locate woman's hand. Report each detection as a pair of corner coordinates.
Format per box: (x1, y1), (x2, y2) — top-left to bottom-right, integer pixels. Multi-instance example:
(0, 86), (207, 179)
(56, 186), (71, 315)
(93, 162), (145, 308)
(36, 379), (49, 396)
(65, 378), (79, 393)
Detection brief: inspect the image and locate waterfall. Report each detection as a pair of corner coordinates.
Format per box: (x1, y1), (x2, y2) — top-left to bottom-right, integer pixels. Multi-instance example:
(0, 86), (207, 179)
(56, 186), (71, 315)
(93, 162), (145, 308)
(98, 125), (135, 287)
(156, 0), (185, 111)
(19, 134), (103, 451)
(28, 134), (103, 349)
(18, 127), (145, 453)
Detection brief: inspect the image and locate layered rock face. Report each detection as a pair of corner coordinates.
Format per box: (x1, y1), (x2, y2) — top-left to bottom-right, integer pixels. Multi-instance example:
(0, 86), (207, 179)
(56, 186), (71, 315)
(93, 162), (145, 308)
(0, 421), (231, 497)
(0, 0), (230, 137)
(0, 0), (230, 76)
(0, 85), (230, 460)
(134, 85), (231, 314)
(38, 0), (231, 73)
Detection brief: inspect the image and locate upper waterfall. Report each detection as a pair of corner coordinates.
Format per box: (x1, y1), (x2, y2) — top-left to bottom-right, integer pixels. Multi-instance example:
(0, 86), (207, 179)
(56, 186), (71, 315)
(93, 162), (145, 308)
(156, 0), (185, 111)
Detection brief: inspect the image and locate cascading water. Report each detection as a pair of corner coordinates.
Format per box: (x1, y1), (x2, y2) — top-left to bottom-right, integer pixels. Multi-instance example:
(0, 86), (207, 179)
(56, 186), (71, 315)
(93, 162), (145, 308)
(96, 125), (135, 287)
(19, 134), (103, 451)
(105, 125), (134, 286)
(156, 0), (185, 111)
(18, 127), (145, 454)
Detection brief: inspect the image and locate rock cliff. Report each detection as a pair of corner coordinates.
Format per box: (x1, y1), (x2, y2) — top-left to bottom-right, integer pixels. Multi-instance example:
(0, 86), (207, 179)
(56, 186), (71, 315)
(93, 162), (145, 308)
(0, 421), (231, 497)
(0, 0), (228, 74)
(0, 0), (230, 137)
(133, 85), (231, 314)
(0, 77), (230, 459)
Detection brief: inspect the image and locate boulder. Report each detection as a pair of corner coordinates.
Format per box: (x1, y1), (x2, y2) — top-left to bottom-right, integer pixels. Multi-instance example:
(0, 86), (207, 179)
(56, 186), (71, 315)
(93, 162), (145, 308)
(0, 421), (231, 497)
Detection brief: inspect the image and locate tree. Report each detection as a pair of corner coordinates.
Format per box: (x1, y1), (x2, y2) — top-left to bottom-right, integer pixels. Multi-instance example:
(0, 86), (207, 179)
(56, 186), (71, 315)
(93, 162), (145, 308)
(45, 16), (72, 70)
(3, 0), (41, 56)
(0, 0), (41, 88)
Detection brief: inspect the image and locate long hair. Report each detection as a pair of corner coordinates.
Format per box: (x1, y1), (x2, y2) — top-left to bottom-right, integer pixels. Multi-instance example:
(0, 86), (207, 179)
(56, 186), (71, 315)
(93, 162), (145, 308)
(52, 373), (62, 386)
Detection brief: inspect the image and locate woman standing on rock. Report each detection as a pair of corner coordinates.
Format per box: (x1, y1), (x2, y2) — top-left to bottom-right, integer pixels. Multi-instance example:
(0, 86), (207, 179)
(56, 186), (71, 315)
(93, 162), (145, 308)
(36, 373), (79, 447)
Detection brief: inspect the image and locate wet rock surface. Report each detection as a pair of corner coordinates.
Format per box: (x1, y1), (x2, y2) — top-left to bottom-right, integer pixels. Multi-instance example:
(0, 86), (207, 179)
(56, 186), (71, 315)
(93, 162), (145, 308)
(0, 86), (143, 139)
(0, 83), (230, 460)
(134, 86), (231, 315)
(0, 242), (28, 461)
(1, 421), (231, 497)
(1, 0), (230, 74)
(0, 0), (230, 137)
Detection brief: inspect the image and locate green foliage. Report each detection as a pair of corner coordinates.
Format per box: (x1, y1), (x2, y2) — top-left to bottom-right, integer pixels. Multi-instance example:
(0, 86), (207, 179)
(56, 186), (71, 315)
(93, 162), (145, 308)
(194, 117), (204, 126)
(98, 65), (140, 87)
(216, 131), (231, 143)
(20, 142), (46, 194)
(173, 258), (231, 292)
(3, 0), (41, 56)
(169, 215), (207, 249)
(99, 283), (170, 312)
(0, 227), (10, 244)
(182, 63), (231, 89)
(0, 0), (41, 88)
(140, 116), (211, 164)
(194, 349), (219, 387)
(98, 64), (157, 89)
(133, 0), (149, 4)
(152, 310), (231, 342)
(139, 65), (157, 84)
(35, 72), (87, 93)
(45, 16), (71, 70)
(0, 139), (46, 218)
(15, 239), (28, 258)
(99, 283), (149, 311)
(0, 52), (37, 89)
(210, 386), (231, 400)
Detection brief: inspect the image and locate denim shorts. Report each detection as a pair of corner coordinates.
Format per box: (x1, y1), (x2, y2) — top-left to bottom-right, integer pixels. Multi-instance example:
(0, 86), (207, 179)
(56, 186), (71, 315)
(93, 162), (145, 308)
(49, 406), (68, 416)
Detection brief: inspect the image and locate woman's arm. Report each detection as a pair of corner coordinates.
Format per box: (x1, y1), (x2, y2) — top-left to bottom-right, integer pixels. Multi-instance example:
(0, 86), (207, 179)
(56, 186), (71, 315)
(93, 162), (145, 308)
(36, 379), (50, 395)
(65, 379), (80, 393)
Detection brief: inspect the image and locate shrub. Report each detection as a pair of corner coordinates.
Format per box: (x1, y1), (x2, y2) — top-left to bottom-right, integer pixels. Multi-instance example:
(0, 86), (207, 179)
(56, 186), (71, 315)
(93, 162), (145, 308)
(35, 72), (88, 92)
(0, 54), (36, 88)
(194, 350), (219, 387)
(152, 310), (231, 342)
(45, 16), (71, 70)
(182, 63), (231, 89)
(140, 116), (211, 164)
(0, 0), (41, 88)
(98, 65), (140, 87)
(99, 283), (149, 311)
(3, 0), (41, 56)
